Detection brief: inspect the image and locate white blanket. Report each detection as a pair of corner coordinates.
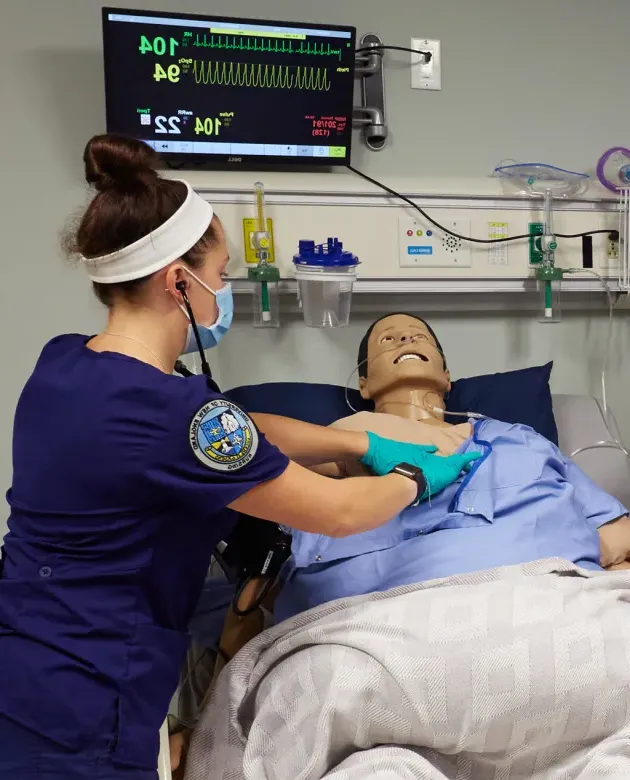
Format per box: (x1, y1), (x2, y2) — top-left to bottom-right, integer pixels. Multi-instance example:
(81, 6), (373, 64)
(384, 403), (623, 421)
(185, 559), (630, 780)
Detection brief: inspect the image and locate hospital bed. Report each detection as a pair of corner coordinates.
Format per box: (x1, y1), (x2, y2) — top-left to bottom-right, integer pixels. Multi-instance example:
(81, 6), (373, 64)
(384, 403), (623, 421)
(552, 393), (630, 508)
(156, 391), (630, 780)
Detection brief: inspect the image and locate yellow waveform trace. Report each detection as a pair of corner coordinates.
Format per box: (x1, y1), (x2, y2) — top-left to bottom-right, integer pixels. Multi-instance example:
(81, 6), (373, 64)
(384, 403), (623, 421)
(193, 60), (331, 92)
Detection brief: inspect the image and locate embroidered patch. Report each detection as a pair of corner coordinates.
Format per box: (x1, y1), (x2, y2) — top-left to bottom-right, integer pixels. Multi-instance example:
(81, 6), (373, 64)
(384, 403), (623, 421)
(190, 399), (258, 472)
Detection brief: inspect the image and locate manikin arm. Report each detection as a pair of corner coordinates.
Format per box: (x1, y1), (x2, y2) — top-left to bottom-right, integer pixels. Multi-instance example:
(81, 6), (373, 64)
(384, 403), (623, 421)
(250, 413), (368, 468)
(599, 515), (630, 570)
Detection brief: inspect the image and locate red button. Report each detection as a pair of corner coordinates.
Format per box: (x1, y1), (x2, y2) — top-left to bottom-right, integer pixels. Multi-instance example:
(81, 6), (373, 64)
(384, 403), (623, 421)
(407, 230), (413, 237)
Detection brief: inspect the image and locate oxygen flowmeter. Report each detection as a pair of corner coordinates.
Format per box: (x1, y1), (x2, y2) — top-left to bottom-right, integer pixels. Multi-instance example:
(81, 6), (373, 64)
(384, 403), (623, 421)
(533, 189), (563, 323)
(495, 163), (589, 324)
(244, 182), (280, 328)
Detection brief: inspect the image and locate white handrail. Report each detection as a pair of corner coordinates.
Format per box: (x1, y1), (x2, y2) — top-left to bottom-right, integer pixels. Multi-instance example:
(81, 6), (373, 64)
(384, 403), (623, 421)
(157, 720), (172, 780)
(619, 189), (630, 290)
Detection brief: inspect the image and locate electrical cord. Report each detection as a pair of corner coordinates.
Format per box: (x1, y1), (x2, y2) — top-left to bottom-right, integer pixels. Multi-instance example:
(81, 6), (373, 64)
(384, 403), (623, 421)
(347, 165), (618, 245)
(355, 44), (432, 61)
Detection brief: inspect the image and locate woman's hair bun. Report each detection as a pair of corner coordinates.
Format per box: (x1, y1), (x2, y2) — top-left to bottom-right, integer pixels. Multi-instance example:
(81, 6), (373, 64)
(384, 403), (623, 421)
(83, 133), (160, 193)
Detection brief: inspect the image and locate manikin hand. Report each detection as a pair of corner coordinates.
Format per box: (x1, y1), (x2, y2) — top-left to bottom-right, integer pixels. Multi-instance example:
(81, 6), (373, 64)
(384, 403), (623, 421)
(599, 515), (630, 570)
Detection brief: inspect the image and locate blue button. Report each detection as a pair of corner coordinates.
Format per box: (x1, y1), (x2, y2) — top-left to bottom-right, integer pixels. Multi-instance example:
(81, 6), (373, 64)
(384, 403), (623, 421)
(39, 566), (52, 578)
(426, 230), (433, 237)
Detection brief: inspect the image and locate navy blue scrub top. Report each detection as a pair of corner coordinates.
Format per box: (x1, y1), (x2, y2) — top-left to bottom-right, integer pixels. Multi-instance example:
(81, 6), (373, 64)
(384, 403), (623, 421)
(0, 334), (288, 769)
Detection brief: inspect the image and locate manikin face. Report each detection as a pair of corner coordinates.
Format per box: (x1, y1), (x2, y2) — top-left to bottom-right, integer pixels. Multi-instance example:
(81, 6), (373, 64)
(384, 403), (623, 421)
(359, 314), (451, 401)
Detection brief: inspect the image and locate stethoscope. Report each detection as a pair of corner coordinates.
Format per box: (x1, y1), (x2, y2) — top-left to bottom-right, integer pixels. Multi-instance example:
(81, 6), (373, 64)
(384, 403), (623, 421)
(171, 282), (288, 618)
(173, 280), (220, 392)
(448, 419), (493, 512)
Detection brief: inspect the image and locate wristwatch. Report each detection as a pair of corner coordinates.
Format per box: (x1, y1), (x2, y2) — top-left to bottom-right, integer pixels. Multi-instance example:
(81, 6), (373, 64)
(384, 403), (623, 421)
(390, 463), (427, 506)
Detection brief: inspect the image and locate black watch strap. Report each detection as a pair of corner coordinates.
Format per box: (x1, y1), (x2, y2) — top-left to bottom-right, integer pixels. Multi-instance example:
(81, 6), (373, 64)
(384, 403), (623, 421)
(390, 462), (427, 506)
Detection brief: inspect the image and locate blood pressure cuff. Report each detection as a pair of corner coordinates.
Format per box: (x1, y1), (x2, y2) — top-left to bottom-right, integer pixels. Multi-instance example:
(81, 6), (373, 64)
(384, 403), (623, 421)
(220, 515), (291, 587)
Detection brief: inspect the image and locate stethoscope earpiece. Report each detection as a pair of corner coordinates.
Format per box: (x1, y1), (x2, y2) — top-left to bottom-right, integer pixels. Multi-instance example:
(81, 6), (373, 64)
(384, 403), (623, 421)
(172, 278), (213, 379)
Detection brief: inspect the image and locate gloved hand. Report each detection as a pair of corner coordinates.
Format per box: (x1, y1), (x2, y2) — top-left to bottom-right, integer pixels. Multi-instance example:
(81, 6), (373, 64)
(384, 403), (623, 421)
(360, 431), (439, 475)
(360, 431), (482, 503)
(417, 450), (482, 501)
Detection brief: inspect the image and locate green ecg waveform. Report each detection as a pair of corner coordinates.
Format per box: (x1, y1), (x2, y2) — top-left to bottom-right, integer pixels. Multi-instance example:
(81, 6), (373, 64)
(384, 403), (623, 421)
(192, 34), (343, 61)
(193, 61), (331, 91)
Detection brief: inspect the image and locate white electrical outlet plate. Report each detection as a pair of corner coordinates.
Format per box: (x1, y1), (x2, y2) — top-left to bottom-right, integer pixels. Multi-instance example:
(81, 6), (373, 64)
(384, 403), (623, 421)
(600, 254), (620, 272)
(399, 217), (472, 268)
(411, 38), (441, 90)
(600, 233), (621, 272)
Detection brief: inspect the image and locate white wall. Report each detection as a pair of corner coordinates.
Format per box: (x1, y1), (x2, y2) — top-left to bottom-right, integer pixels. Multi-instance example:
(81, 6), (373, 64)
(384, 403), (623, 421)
(2, 0), (629, 534)
(218, 312), (630, 415)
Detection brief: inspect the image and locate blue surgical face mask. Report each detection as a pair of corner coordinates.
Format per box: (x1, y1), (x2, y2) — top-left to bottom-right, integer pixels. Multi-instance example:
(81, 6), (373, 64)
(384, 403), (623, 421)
(180, 270), (234, 354)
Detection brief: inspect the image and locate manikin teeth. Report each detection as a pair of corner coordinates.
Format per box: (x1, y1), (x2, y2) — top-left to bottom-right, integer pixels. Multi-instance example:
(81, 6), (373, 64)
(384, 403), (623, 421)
(394, 352), (427, 364)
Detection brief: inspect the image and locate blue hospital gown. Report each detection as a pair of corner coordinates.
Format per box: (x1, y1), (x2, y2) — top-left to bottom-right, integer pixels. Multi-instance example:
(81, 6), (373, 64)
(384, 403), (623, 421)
(275, 418), (627, 621)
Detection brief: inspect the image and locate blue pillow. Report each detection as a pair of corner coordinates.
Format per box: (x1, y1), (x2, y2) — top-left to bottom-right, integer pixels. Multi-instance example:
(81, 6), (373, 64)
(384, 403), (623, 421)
(448, 361), (557, 444)
(226, 382), (368, 427)
(226, 361), (557, 444)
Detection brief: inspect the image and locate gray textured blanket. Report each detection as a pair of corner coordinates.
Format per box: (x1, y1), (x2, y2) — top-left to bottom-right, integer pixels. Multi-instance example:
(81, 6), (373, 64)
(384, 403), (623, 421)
(185, 559), (630, 780)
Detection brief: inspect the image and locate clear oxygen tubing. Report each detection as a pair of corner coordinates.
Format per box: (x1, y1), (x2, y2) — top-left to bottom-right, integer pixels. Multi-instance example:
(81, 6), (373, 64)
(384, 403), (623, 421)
(563, 268), (630, 460)
(343, 336), (487, 421)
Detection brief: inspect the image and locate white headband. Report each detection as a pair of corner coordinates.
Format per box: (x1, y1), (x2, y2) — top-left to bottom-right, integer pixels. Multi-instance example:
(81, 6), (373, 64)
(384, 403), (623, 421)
(81, 180), (214, 284)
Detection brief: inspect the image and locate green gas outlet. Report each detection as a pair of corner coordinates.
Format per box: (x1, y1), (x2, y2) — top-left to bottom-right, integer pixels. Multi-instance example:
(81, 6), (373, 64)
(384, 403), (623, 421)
(529, 222), (544, 265)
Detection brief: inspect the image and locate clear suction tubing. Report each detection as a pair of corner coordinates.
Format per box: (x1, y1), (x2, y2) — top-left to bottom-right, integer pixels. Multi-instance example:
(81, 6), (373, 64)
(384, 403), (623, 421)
(293, 238), (360, 328)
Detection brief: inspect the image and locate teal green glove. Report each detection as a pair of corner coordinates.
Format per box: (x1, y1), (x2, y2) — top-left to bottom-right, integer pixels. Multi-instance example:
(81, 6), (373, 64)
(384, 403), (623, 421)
(360, 431), (482, 503)
(417, 450), (482, 501)
(360, 431), (439, 476)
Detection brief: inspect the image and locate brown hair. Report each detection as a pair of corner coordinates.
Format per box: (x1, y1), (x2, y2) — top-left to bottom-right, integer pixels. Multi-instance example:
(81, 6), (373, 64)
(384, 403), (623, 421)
(63, 134), (217, 306)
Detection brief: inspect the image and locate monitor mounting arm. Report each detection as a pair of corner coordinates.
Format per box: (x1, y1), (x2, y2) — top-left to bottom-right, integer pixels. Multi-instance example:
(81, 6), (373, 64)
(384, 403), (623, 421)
(353, 33), (387, 151)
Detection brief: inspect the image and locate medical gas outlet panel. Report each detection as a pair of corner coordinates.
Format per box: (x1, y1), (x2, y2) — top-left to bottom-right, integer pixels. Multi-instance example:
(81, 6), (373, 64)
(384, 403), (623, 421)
(198, 175), (620, 286)
(398, 217), (472, 269)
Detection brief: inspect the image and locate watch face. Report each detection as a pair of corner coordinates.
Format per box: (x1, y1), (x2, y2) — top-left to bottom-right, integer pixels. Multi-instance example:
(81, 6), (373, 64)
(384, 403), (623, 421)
(397, 463), (421, 478)
(394, 463), (426, 501)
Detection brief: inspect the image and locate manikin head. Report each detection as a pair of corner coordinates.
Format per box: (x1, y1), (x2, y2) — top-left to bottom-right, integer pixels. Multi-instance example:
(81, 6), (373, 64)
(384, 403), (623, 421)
(357, 313), (451, 417)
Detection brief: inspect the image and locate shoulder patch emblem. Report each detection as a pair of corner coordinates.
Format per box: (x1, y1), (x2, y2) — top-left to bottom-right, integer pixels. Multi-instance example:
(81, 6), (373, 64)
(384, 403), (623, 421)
(190, 400), (258, 472)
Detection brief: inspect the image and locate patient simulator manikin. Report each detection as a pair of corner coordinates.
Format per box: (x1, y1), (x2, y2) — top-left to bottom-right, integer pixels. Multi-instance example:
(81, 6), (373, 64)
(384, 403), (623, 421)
(274, 313), (630, 621)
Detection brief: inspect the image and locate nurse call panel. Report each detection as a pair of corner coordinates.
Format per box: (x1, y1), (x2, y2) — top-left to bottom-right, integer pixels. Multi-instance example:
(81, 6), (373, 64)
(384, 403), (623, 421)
(102, 8), (357, 166)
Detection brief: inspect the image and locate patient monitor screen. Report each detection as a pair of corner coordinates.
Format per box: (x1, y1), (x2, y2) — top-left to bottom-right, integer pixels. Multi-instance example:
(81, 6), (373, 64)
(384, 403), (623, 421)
(102, 8), (356, 167)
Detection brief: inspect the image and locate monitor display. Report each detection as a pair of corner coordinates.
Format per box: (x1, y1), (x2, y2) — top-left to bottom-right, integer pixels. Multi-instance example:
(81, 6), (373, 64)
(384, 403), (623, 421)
(102, 8), (357, 167)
